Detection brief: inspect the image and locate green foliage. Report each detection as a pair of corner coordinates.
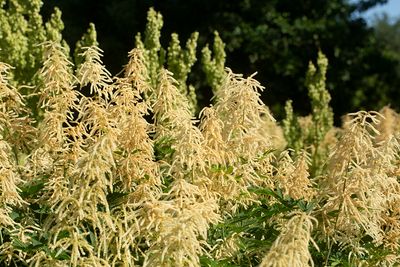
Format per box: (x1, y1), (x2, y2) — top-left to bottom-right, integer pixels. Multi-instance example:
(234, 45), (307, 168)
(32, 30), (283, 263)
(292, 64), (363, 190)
(0, 0), (43, 84)
(0, 0), (68, 85)
(283, 100), (303, 152)
(283, 51), (333, 176)
(306, 51), (333, 175)
(135, 7), (164, 89)
(203, 187), (315, 266)
(45, 7), (65, 45)
(201, 31), (226, 94)
(167, 32), (199, 111)
(307, 51), (333, 143)
(136, 8), (205, 112)
(167, 32), (199, 92)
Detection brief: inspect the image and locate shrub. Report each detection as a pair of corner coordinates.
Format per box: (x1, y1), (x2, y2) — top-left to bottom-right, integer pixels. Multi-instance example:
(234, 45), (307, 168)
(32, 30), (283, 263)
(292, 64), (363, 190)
(0, 2), (399, 266)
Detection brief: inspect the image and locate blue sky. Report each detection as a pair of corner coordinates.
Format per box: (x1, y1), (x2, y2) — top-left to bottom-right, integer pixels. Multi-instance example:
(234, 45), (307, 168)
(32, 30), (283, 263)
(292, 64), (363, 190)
(362, 0), (400, 22)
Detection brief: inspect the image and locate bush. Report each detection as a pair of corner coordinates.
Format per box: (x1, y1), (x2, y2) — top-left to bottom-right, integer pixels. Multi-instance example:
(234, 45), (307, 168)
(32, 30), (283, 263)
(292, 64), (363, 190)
(0, 2), (399, 266)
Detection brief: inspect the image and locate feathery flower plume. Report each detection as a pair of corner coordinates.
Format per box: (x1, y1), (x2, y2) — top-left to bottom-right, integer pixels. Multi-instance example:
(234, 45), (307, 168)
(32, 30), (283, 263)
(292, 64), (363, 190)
(123, 49), (152, 95)
(143, 179), (220, 267)
(259, 212), (318, 267)
(103, 49), (161, 264)
(0, 62), (26, 217)
(214, 70), (273, 159)
(38, 45), (118, 266)
(0, 60), (34, 150)
(319, 111), (400, 264)
(32, 42), (78, 220)
(320, 112), (380, 252)
(376, 106), (400, 144)
(74, 23), (98, 68)
(199, 107), (232, 166)
(37, 42), (76, 149)
(26, 43), (76, 228)
(204, 69), (275, 208)
(0, 62), (31, 265)
(364, 133), (400, 265)
(0, 140), (25, 226)
(212, 232), (242, 261)
(199, 106), (243, 203)
(77, 45), (113, 99)
(152, 68), (192, 139)
(275, 151), (315, 201)
(143, 69), (220, 267)
(112, 70), (157, 192)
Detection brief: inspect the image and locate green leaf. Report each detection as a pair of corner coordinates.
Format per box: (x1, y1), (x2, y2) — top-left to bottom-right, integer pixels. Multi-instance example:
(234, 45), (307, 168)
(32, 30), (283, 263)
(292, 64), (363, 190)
(20, 179), (46, 198)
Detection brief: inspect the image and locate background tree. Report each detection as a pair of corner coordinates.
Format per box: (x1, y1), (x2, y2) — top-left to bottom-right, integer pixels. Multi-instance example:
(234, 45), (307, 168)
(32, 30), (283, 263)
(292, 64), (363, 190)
(372, 14), (400, 77)
(40, 0), (400, 120)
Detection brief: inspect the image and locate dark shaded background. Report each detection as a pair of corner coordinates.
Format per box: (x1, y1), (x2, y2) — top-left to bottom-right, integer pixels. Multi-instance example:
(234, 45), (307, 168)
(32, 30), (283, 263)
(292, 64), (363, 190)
(41, 0), (400, 122)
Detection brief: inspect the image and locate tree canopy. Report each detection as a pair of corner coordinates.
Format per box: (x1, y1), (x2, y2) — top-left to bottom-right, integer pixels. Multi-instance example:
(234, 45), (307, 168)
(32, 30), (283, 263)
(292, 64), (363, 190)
(38, 0), (400, 120)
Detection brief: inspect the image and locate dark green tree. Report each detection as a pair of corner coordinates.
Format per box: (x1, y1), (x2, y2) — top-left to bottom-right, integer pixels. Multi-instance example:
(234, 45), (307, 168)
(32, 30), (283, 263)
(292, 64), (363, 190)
(372, 14), (400, 76)
(41, 0), (400, 120)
